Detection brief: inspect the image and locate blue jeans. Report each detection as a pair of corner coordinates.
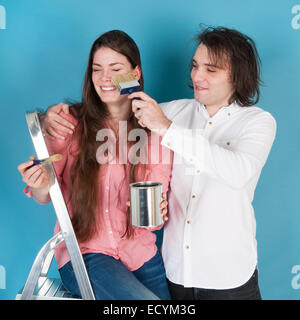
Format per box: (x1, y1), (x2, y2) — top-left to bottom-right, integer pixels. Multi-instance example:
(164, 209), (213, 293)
(59, 251), (171, 300)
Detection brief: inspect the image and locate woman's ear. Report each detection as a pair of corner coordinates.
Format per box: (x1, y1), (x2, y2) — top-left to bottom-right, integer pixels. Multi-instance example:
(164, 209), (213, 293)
(132, 65), (141, 81)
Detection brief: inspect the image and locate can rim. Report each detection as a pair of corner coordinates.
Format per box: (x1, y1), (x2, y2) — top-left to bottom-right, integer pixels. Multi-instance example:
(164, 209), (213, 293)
(129, 181), (162, 189)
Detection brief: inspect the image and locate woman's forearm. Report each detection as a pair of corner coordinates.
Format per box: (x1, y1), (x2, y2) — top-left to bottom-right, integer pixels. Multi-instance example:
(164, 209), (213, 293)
(31, 186), (51, 204)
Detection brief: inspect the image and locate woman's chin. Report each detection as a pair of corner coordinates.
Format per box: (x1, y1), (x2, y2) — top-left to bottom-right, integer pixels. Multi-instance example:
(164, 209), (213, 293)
(100, 94), (128, 105)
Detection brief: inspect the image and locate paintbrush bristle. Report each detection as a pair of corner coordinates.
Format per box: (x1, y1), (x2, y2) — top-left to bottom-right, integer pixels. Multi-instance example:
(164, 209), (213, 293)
(111, 73), (136, 86)
(46, 154), (63, 163)
(111, 72), (140, 95)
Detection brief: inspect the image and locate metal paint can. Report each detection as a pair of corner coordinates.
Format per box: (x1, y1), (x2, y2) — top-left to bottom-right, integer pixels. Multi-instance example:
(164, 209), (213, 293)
(130, 181), (163, 228)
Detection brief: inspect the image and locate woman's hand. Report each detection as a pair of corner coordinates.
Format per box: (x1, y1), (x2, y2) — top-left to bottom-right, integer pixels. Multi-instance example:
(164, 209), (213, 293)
(43, 103), (75, 140)
(126, 192), (168, 222)
(160, 192), (168, 221)
(17, 156), (51, 202)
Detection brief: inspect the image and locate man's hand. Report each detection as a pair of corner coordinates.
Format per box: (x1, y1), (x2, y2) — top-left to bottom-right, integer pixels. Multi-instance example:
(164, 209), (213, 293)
(43, 103), (75, 140)
(128, 92), (172, 136)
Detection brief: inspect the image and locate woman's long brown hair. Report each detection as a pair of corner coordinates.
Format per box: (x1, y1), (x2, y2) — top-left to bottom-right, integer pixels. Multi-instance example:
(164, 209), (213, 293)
(68, 30), (145, 242)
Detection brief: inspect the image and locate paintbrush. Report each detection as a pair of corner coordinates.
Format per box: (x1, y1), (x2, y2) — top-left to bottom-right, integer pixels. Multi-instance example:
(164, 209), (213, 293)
(29, 154), (62, 168)
(111, 72), (141, 96)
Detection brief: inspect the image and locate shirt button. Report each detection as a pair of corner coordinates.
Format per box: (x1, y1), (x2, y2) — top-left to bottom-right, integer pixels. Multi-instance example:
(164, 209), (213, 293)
(185, 245), (190, 250)
(227, 141), (230, 146)
(109, 231), (112, 234)
(228, 112), (231, 116)
(187, 220), (191, 224)
(196, 170), (200, 174)
(106, 186), (109, 190)
(105, 209), (109, 213)
(208, 121), (213, 125)
(192, 195), (196, 199)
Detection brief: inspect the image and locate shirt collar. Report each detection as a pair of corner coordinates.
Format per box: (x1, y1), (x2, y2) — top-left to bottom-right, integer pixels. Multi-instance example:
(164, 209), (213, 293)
(221, 101), (241, 116)
(196, 100), (241, 116)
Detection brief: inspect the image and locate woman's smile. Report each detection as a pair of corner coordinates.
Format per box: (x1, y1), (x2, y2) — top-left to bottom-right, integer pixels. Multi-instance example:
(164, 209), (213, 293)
(100, 85), (117, 92)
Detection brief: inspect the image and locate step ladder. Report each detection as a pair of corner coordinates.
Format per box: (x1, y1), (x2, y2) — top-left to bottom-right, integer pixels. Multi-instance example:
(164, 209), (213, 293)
(16, 111), (95, 300)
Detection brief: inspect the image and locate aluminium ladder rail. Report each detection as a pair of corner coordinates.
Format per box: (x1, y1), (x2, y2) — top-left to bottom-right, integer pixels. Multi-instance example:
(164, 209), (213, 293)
(19, 111), (95, 300)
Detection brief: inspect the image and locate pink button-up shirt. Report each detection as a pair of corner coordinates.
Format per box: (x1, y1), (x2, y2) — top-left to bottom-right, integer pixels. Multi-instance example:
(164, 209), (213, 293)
(26, 112), (172, 271)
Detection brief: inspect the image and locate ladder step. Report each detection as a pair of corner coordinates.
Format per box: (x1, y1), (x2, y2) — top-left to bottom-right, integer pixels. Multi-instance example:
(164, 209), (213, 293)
(45, 278), (61, 297)
(38, 278), (54, 296)
(16, 277), (81, 300)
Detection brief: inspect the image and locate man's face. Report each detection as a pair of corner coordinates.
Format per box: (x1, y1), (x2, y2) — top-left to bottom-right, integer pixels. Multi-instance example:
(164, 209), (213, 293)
(191, 44), (234, 108)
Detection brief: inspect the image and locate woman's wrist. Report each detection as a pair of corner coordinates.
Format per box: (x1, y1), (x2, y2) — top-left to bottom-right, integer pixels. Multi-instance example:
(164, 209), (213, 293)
(31, 186), (51, 204)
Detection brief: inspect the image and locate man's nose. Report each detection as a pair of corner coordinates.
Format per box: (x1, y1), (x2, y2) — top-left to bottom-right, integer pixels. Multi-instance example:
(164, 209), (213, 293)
(192, 67), (205, 82)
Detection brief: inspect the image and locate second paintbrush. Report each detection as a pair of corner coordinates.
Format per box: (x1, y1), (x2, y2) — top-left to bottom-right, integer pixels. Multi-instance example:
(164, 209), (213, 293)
(29, 154), (62, 168)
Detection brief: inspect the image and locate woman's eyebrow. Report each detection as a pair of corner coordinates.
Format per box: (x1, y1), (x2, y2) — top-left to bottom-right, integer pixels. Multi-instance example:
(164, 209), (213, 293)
(92, 62), (125, 67)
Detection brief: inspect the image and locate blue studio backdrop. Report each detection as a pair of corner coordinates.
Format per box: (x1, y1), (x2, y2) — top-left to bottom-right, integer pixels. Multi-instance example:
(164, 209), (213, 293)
(0, 0), (299, 300)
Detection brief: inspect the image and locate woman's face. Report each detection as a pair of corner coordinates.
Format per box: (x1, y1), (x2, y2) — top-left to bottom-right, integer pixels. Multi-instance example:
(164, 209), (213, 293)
(92, 47), (141, 106)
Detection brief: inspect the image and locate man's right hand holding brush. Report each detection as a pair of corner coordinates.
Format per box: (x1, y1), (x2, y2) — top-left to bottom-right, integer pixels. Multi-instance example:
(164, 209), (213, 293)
(129, 92), (172, 137)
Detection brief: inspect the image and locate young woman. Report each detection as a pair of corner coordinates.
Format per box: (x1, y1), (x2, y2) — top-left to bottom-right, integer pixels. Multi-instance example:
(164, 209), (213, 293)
(18, 30), (172, 300)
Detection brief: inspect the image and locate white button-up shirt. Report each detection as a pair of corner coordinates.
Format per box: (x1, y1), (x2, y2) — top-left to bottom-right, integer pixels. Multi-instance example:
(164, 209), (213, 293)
(160, 99), (276, 289)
